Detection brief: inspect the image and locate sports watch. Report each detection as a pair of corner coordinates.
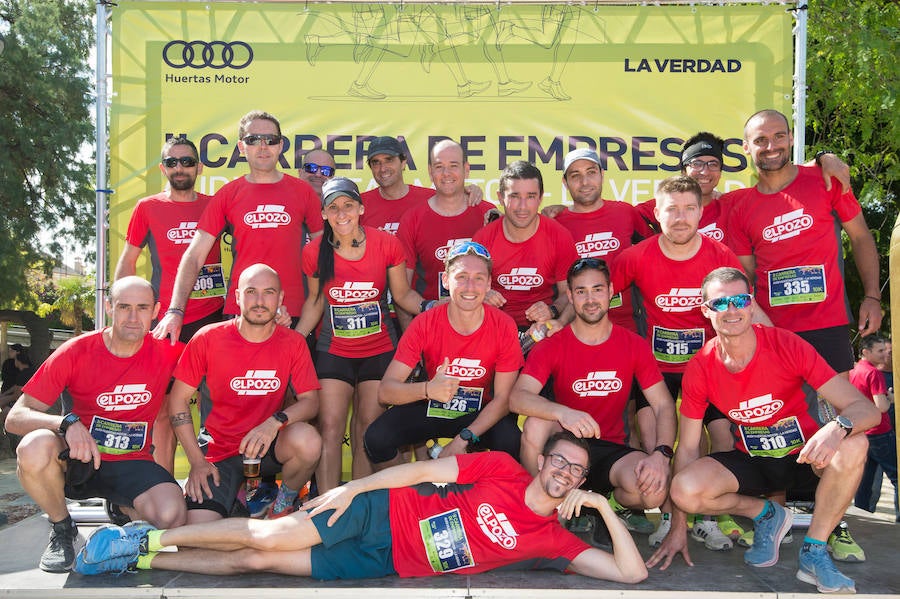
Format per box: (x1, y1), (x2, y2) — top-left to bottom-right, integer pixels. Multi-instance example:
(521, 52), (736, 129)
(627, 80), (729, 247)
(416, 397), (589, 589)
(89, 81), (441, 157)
(459, 428), (480, 446)
(654, 444), (675, 459)
(58, 413), (81, 435)
(833, 415), (853, 438)
(271, 411), (289, 428)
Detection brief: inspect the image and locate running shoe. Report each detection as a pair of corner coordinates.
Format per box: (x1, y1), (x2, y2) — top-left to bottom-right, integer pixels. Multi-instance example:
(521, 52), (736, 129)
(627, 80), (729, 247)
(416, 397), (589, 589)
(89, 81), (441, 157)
(738, 528), (792, 548)
(717, 514), (745, 540)
(691, 519), (733, 550)
(74, 551), (137, 576)
(797, 542), (856, 593)
(39, 517), (78, 573)
(608, 494), (655, 534)
(79, 525), (140, 565)
(565, 513), (596, 534)
(649, 514), (671, 548)
(744, 501), (792, 567)
(828, 522), (866, 562)
(246, 482), (279, 518)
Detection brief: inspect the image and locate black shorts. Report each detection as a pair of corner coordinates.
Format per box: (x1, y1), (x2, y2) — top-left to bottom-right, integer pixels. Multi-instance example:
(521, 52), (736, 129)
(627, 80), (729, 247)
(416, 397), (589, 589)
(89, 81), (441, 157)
(179, 308), (225, 343)
(186, 433), (283, 517)
(708, 450), (820, 497)
(637, 371), (724, 424)
(315, 350), (394, 385)
(795, 326), (854, 373)
(64, 459), (177, 508)
(582, 439), (641, 495)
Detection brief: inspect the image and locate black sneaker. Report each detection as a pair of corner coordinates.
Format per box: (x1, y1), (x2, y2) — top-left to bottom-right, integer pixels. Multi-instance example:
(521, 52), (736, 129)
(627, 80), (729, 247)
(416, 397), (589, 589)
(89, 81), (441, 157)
(590, 516), (613, 551)
(40, 516), (78, 572)
(105, 502), (131, 526)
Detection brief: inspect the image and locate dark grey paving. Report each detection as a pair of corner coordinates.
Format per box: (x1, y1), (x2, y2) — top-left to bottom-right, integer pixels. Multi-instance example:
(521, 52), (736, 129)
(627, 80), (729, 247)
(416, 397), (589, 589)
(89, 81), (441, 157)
(0, 510), (896, 598)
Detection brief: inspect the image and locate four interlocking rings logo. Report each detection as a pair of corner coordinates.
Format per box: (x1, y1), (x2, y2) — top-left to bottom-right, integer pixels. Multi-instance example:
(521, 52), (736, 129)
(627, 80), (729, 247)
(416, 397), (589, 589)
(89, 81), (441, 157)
(163, 40), (253, 70)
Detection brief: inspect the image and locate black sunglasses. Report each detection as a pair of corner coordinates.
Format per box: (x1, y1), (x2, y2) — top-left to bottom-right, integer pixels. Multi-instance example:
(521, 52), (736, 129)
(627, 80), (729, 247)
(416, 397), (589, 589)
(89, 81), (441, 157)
(162, 156), (198, 168)
(242, 134), (282, 146)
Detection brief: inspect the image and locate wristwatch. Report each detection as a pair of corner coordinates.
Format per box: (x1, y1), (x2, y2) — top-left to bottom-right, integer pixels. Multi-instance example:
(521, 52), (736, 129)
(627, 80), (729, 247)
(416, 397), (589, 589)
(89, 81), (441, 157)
(271, 411), (289, 428)
(58, 413), (81, 435)
(833, 415), (853, 438)
(459, 428), (480, 446)
(653, 444), (674, 459)
(814, 149), (834, 166)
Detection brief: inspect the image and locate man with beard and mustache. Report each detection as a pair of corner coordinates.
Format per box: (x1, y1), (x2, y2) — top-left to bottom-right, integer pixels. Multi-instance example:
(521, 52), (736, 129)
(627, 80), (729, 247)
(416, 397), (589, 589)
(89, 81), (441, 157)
(115, 137), (225, 342)
(74, 431), (647, 585)
(511, 258), (676, 550)
(724, 110), (881, 562)
(167, 264), (321, 523)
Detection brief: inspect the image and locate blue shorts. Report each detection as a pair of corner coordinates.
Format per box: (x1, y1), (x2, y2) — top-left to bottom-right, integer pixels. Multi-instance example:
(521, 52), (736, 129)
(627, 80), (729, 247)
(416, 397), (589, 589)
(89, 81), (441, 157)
(309, 489), (396, 580)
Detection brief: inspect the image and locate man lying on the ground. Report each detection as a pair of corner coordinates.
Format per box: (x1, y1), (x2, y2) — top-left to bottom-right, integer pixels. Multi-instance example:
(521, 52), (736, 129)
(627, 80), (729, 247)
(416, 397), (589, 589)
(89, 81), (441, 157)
(74, 431), (648, 583)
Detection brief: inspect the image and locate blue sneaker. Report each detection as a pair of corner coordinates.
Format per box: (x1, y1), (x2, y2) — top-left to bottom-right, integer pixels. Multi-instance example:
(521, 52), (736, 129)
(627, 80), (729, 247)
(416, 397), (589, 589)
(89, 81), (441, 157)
(79, 524), (140, 565)
(744, 501), (792, 567)
(122, 521), (156, 555)
(797, 543), (856, 593)
(74, 551), (137, 576)
(247, 482), (279, 518)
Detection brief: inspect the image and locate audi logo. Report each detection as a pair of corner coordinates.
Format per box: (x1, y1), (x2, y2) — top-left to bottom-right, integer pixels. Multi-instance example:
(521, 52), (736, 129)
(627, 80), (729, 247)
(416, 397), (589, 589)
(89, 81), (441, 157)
(162, 40), (253, 69)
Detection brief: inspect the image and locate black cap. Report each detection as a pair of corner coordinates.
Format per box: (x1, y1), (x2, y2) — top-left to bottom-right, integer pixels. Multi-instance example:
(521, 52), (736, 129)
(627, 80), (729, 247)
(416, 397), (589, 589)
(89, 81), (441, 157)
(321, 177), (362, 208)
(367, 136), (403, 160)
(9, 343), (25, 352)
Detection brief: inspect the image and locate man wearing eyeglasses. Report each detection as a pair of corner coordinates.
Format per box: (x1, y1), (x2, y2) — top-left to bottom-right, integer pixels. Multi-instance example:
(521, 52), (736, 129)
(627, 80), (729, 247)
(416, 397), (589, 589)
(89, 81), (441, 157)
(511, 257), (676, 550)
(297, 148), (337, 197)
(366, 240), (522, 464)
(116, 137), (225, 343)
(155, 110), (323, 343)
(75, 431), (648, 585)
(647, 267), (879, 595)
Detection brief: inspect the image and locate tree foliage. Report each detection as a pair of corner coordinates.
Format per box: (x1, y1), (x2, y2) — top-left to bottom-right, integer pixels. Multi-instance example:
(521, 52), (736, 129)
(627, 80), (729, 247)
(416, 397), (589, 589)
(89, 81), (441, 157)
(36, 275), (95, 335)
(0, 0), (95, 307)
(806, 0), (899, 326)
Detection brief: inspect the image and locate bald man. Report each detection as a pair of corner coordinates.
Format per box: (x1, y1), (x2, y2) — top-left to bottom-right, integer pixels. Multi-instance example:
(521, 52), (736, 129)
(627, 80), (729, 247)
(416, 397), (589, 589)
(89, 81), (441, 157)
(6, 276), (187, 572)
(168, 264), (322, 524)
(298, 149), (337, 197)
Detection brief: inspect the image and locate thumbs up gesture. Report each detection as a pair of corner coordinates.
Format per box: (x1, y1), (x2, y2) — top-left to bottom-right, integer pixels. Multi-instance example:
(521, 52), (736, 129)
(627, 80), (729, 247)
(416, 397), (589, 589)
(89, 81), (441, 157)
(428, 357), (461, 403)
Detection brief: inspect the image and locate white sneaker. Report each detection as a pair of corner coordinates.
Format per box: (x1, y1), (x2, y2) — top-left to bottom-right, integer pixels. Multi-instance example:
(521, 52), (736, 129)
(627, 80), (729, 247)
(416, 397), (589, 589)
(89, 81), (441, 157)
(691, 519), (733, 551)
(649, 514), (671, 548)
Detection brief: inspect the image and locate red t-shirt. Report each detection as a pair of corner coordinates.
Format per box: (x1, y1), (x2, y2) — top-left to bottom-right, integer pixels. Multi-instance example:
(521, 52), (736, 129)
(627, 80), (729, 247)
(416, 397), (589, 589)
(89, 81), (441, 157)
(394, 303), (523, 411)
(555, 202), (653, 332)
(522, 325), (662, 444)
(23, 331), (183, 462)
(173, 321), (320, 462)
(389, 452), (590, 577)
(125, 192), (224, 323)
(198, 175), (323, 315)
(302, 227), (406, 358)
(681, 325), (835, 456)
(611, 235), (743, 373)
(360, 185), (434, 236)
(724, 166), (862, 332)
(473, 216), (579, 328)
(849, 358), (891, 435)
(636, 197), (730, 244)
(397, 200), (493, 301)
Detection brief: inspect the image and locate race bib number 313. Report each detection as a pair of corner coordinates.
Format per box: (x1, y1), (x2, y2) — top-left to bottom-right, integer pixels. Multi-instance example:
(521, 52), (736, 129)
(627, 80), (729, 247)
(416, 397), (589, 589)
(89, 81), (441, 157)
(89, 416), (148, 455)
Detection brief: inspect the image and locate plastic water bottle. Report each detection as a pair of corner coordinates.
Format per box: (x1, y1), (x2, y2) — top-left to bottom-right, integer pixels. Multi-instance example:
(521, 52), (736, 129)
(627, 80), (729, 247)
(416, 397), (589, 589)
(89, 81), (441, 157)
(429, 441), (444, 459)
(520, 322), (552, 353)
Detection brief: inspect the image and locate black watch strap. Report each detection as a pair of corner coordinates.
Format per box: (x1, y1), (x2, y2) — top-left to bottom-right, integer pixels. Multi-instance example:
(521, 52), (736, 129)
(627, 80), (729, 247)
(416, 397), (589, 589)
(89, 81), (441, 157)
(59, 413), (81, 435)
(654, 444), (674, 459)
(272, 411), (289, 428)
(814, 149), (834, 165)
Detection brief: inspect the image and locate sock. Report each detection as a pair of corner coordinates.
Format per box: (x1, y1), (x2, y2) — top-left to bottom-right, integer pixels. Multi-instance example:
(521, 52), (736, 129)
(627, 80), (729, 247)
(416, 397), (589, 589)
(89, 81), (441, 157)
(147, 529), (166, 553)
(136, 552), (157, 570)
(607, 494), (624, 511)
(272, 484), (300, 514)
(803, 536), (826, 546)
(753, 501), (773, 523)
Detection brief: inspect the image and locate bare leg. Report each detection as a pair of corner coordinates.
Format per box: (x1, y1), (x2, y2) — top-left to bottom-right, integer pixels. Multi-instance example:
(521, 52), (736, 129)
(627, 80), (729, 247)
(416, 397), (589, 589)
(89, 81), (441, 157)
(351, 380), (383, 480)
(132, 483), (187, 528)
(15, 430), (69, 521)
(608, 451), (667, 510)
(151, 546), (312, 576)
(274, 421), (321, 490)
(671, 456), (766, 519)
(807, 433), (868, 541)
(315, 378), (353, 493)
(160, 510), (322, 552)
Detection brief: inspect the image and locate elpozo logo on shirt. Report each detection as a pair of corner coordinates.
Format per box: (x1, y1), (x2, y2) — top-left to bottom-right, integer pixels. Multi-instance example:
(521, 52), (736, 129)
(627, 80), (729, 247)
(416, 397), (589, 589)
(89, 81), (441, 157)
(97, 384), (152, 411)
(762, 209), (813, 242)
(497, 267), (543, 290)
(576, 232), (620, 257)
(244, 205), (291, 229)
(444, 358), (487, 381)
(231, 370), (281, 396)
(572, 371), (623, 397)
(329, 282), (380, 303)
(655, 288), (703, 312)
(476, 503), (517, 549)
(728, 394), (784, 424)
(167, 221), (199, 245)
